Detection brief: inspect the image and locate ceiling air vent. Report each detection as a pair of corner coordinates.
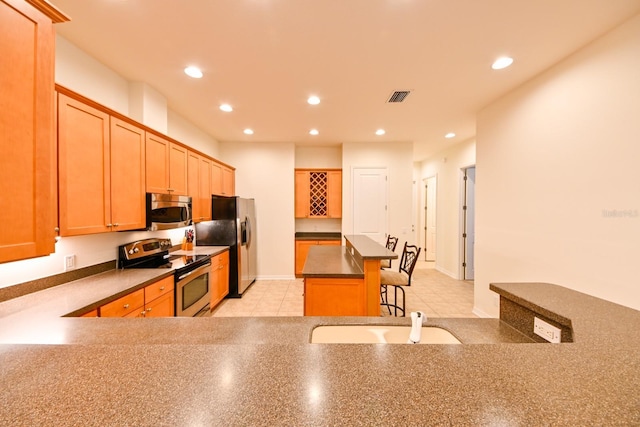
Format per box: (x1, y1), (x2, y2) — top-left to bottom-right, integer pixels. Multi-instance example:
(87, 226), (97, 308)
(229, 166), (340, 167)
(387, 90), (410, 103)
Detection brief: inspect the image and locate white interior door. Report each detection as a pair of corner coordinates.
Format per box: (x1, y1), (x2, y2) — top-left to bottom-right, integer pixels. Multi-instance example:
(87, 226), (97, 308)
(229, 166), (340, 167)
(425, 176), (437, 262)
(463, 167), (475, 280)
(352, 167), (388, 244)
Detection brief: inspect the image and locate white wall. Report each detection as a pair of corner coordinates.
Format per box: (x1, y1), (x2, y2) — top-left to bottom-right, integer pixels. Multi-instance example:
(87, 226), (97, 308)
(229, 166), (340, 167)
(220, 142), (296, 279)
(418, 139), (476, 278)
(474, 14), (640, 316)
(342, 141), (414, 244)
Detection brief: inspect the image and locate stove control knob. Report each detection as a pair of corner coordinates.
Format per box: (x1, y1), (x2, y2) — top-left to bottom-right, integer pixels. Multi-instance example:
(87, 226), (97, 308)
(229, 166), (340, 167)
(134, 248), (139, 253)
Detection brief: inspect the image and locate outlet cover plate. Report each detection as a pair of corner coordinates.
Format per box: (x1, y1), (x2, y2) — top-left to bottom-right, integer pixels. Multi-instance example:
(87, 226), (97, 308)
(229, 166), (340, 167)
(64, 254), (76, 271)
(534, 317), (561, 343)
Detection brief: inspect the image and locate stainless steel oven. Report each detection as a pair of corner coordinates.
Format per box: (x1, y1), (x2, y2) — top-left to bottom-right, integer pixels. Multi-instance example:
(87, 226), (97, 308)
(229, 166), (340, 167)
(118, 238), (212, 317)
(175, 259), (211, 317)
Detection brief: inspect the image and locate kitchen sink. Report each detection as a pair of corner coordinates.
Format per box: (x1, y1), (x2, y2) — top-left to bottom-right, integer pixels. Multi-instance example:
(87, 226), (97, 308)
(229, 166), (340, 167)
(310, 325), (462, 344)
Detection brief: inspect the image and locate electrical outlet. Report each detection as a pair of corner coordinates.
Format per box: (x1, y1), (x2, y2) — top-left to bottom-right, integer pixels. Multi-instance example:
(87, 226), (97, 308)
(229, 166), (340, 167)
(64, 254), (76, 271)
(534, 317), (561, 343)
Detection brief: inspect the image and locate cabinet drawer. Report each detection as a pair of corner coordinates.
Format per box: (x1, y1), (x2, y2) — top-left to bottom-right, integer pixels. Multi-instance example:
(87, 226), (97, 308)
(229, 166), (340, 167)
(99, 289), (144, 317)
(211, 251), (229, 268)
(145, 276), (174, 301)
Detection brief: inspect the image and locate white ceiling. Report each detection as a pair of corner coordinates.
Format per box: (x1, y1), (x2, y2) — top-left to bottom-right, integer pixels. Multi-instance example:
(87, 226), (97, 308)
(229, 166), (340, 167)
(53, 0), (640, 161)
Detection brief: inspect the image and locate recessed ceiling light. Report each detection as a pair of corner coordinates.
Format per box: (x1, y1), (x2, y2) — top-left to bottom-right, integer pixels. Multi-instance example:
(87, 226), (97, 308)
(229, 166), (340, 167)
(375, 129), (386, 136)
(307, 95), (320, 105)
(219, 104), (233, 112)
(243, 128), (254, 135)
(445, 132), (456, 139)
(491, 57), (513, 70)
(309, 129), (319, 136)
(184, 66), (203, 78)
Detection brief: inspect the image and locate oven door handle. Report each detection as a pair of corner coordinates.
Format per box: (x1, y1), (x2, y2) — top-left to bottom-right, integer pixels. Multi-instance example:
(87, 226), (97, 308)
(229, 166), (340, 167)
(177, 262), (211, 281)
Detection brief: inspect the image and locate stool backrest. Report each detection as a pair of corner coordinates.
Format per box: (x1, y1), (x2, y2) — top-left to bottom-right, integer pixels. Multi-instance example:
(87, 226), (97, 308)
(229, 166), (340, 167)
(381, 235), (399, 269)
(398, 242), (421, 285)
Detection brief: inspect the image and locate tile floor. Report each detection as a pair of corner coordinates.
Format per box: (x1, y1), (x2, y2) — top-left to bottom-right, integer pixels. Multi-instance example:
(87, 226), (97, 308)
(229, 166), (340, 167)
(210, 261), (477, 318)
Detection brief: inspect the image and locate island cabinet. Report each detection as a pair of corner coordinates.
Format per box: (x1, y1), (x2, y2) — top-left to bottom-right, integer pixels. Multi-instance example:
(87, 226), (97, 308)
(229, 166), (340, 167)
(57, 93), (146, 236)
(0, 0), (68, 263)
(302, 235), (396, 316)
(212, 161), (235, 196)
(145, 133), (188, 195)
(187, 150), (212, 223)
(210, 250), (230, 309)
(295, 239), (341, 277)
(99, 276), (175, 318)
(295, 169), (342, 218)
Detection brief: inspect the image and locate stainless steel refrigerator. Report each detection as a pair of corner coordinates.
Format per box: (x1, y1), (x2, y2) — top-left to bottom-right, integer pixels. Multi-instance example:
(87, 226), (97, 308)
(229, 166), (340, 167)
(195, 196), (257, 297)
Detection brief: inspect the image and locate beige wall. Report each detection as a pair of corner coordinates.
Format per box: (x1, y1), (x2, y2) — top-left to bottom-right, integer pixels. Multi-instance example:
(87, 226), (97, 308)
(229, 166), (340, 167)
(474, 14), (640, 316)
(417, 139), (476, 278)
(220, 142), (296, 279)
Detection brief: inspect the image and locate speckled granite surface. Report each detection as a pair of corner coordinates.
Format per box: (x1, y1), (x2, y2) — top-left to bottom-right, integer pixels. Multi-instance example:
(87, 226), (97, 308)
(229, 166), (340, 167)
(0, 279), (639, 425)
(302, 246), (363, 277)
(344, 234), (398, 260)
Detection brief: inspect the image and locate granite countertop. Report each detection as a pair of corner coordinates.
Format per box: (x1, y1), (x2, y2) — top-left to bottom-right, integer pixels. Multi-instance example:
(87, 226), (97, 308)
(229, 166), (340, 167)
(0, 280), (639, 425)
(0, 246), (228, 320)
(301, 245), (364, 278)
(295, 232), (342, 240)
(344, 234), (398, 260)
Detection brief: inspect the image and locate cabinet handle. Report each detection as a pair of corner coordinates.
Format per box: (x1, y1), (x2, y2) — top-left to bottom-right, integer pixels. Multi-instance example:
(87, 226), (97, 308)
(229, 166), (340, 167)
(159, 286), (165, 291)
(218, 265), (224, 270)
(114, 223), (119, 227)
(141, 310), (146, 317)
(146, 307), (152, 313)
(106, 223), (113, 228)
(168, 188), (174, 192)
(123, 304), (130, 309)
(54, 227), (60, 232)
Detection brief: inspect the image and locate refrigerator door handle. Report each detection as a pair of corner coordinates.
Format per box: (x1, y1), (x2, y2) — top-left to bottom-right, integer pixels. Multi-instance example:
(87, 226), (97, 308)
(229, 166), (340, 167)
(246, 216), (252, 248)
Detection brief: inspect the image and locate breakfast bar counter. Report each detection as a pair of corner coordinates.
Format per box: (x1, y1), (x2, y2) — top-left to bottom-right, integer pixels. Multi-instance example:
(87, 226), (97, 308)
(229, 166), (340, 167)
(0, 281), (639, 426)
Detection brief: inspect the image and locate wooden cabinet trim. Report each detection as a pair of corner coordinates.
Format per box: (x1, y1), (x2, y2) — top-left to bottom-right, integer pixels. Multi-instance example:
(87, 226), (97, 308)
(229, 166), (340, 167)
(24, 0), (70, 23)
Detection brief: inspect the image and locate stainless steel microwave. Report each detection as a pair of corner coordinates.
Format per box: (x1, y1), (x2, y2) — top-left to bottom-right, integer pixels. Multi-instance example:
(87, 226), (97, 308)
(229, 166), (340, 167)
(146, 193), (192, 230)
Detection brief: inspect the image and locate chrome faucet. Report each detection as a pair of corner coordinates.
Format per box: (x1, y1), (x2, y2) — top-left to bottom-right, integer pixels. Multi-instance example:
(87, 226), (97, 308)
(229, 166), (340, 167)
(408, 311), (426, 344)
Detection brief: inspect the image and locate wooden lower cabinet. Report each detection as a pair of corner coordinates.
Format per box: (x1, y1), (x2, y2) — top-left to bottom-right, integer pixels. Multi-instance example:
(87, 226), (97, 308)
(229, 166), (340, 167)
(210, 251), (230, 310)
(304, 277), (366, 316)
(80, 309), (98, 318)
(295, 240), (341, 277)
(99, 276), (174, 317)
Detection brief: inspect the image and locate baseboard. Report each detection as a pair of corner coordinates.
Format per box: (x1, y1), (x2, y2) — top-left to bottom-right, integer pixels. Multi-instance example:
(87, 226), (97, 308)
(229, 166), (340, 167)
(435, 265), (458, 279)
(472, 307), (495, 318)
(255, 275), (298, 281)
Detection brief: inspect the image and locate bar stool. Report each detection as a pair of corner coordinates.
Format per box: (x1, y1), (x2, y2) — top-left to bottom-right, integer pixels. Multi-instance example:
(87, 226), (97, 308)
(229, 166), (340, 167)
(380, 242), (421, 317)
(380, 235), (398, 269)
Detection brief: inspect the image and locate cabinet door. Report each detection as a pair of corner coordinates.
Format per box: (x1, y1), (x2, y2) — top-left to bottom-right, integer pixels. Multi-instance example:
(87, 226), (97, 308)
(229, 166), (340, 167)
(58, 94), (111, 236)
(210, 251), (230, 309)
(222, 166), (234, 196)
(294, 170), (310, 218)
(295, 240), (316, 276)
(211, 161), (223, 195)
(144, 291), (174, 317)
(144, 276), (174, 301)
(187, 151), (201, 221)
(199, 157), (213, 221)
(145, 133), (170, 193)
(169, 143), (188, 195)
(0, 0), (57, 262)
(327, 170), (342, 218)
(110, 118), (146, 231)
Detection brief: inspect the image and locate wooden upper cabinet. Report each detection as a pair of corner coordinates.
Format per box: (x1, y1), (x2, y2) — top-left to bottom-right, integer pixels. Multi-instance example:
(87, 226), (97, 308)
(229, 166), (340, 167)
(222, 166), (235, 196)
(169, 143), (188, 195)
(109, 118), (146, 231)
(294, 169), (342, 219)
(58, 95), (146, 236)
(199, 157), (213, 220)
(211, 161), (223, 195)
(327, 170), (342, 218)
(0, 0), (67, 263)
(294, 170), (310, 218)
(145, 133), (170, 193)
(58, 94), (111, 236)
(187, 150), (201, 221)
(145, 134), (188, 195)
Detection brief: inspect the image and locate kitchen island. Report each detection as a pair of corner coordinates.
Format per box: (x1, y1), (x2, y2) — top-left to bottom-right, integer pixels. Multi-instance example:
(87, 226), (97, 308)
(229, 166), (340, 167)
(302, 234), (396, 316)
(0, 281), (639, 425)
